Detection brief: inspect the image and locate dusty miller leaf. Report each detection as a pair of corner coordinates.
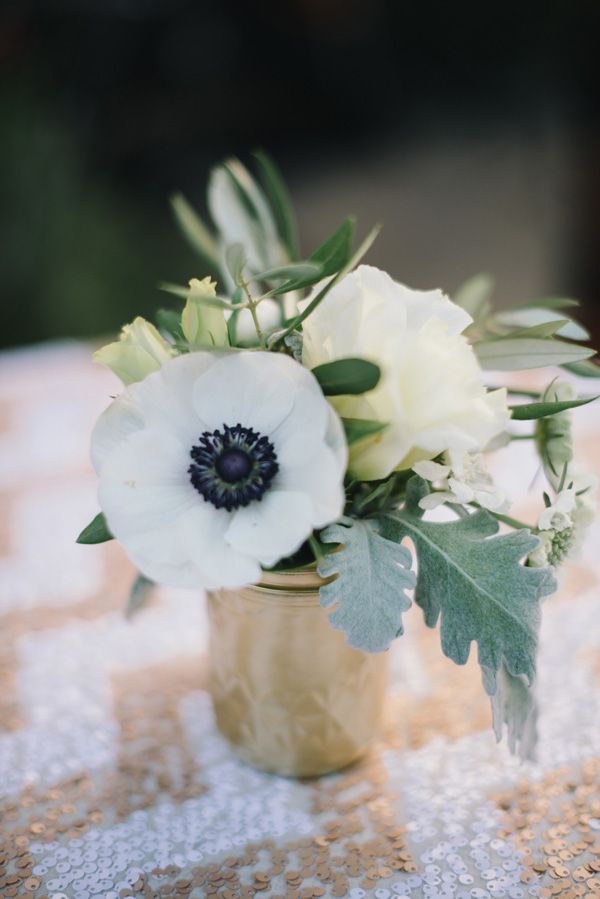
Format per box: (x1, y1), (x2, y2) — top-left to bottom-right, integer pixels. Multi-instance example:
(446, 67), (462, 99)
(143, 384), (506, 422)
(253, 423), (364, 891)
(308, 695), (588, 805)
(284, 331), (303, 361)
(481, 661), (538, 761)
(318, 518), (416, 653)
(382, 477), (557, 683)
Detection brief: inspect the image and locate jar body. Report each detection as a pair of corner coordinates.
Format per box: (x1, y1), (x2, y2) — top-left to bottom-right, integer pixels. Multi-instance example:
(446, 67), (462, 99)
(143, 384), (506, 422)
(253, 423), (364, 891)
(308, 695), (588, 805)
(207, 569), (388, 777)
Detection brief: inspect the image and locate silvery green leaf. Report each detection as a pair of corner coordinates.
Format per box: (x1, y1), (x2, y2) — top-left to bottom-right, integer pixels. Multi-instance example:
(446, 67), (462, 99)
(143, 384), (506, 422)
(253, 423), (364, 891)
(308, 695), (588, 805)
(383, 477), (557, 682)
(453, 273), (494, 323)
(475, 337), (595, 371)
(519, 296), (580, 310)
(562, 359), (600, 378)
(126, 574), (154, 619)
(482, 661), (538, 760)
(318, 518), (415, 653)
(501, 320), (572, 340)
(258, 262), (322, 283)
(225, 244), (247, 285)
(77, 512), (113, 544)
(495, 307), (590, 341)
(252, 149), (300, 259)
(158, 282), (233, 309)
(208, 159), (284, 275)
(169, 193), (220, 271)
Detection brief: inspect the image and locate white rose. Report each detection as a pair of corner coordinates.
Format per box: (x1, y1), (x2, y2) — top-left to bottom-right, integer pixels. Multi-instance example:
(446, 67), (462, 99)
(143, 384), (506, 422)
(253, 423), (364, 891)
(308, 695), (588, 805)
(301, 265), (510, 480)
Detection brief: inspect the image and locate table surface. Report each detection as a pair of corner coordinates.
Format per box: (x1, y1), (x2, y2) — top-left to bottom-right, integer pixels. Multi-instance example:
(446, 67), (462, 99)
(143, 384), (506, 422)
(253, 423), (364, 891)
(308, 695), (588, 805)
(1, 342), (599, 899)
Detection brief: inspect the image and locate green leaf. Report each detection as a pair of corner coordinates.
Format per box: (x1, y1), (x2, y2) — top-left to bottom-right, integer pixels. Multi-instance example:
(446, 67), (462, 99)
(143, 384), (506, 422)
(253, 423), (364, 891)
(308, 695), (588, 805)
(454, 273), (494, 323)
(169, 193), (220, 270)
(562, 359), (600, 378)
(519, 296), (580, 310)
(312, 358), (380, 396)
(126, 574), (154, 619)
(225, 243), (246, 284)
(510, 394), (598, 420)
(269, 219), (356, 296)
(258, 262), (322, 283)
(77, 512), (113, 545)
(481, 661), (538, 760)
(271, 223), (381, 348)
(158, 282), (233, 309)
(318, 518), (416, 652)
(252, 149), (300, 259)
(383, 476), (556, 682)
(342, 418), (387, 445)
(499, 320), (572, 340)
(155, 308), (183, 341)
(309, 218), (355, 276)
(495, 307), (589, 342)
(474, 337), (595, 371)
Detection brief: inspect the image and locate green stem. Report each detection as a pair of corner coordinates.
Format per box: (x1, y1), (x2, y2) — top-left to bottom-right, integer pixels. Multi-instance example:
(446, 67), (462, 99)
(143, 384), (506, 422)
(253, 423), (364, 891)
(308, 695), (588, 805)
(240, 276), (266, 349)
(308, 534), (324, 563)
(490, 509), (536, 531)
(511, 434), (536, 441)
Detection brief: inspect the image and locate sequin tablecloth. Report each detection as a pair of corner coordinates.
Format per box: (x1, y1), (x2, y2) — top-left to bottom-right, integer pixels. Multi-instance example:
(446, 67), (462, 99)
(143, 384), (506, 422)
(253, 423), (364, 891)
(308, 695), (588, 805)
(1, 342), (600, 899)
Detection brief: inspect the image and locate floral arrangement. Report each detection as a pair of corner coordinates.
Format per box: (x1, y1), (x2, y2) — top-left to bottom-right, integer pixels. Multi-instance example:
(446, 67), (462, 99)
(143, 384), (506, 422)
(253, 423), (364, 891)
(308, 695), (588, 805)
(78, 153), (598, 757)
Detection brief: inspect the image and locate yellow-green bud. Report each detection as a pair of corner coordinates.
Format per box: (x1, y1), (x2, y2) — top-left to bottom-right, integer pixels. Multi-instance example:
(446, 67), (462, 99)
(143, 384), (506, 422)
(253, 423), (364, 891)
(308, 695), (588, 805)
(182, 277), (229, 348)
(94, 317), (175, 385)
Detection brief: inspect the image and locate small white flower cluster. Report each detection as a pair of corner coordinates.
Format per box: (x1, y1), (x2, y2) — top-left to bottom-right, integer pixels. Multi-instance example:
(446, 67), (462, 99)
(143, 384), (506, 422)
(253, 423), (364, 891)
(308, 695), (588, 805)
(413, 451), (506, 512)
(529, 472), (598, 568)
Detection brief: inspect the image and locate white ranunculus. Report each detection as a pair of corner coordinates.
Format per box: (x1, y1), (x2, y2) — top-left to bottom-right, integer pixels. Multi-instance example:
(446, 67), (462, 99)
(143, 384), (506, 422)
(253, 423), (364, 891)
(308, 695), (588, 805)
(300, 265), (510, 480)
(91, 351), (347, 590)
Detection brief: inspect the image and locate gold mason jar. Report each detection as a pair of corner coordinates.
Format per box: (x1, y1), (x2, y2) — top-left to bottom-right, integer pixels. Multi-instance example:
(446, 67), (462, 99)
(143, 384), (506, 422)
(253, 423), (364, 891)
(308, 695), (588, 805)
(207, 566), (388, 777)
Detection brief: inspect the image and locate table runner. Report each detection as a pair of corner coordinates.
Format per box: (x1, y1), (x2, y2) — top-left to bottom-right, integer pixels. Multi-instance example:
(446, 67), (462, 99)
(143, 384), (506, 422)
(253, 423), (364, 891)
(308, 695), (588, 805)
(1, 342), (599, 899)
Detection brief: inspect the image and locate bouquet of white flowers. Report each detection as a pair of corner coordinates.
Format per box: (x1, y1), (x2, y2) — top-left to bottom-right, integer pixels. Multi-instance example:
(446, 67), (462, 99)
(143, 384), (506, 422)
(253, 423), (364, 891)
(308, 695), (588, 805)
(78, 153), (598, 760)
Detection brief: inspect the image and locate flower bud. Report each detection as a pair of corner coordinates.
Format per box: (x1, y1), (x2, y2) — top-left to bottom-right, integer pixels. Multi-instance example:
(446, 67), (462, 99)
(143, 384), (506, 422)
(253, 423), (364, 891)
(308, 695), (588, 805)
(94, 317), (175, 384)
(182, 277), (229, 348)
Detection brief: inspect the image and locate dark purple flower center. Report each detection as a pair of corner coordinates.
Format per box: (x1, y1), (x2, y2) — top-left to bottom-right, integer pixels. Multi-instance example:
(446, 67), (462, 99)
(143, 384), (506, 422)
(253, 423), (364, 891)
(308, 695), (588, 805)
(189, 423), (278, 511)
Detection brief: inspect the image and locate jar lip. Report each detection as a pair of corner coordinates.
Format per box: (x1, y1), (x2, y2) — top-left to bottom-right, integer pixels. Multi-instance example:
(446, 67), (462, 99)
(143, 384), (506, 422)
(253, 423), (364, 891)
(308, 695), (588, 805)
(258, 563), (330, 591)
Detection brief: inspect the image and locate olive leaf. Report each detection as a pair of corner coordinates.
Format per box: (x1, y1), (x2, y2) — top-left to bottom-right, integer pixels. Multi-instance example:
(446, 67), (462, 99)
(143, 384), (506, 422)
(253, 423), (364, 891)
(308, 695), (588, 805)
(382, 477), (556, 683)
(312, 358), (380, 396)
(77, 512), (113, 545)
(318, 518), (416, 653)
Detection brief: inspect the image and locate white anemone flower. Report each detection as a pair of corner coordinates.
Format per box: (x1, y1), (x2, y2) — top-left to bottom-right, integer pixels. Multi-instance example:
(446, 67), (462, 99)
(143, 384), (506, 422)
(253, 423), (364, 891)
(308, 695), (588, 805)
(91, 351), (347, 590)
(413, 450), (506, 511)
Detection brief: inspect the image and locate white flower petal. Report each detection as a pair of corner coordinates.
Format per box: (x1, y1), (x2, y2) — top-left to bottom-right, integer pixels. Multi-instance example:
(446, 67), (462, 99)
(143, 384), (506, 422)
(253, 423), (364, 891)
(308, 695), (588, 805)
(447, 477), (476, 504)
(192, 352), (295, 435)
(91, 388), (145, 474)
(98, 429), (196, 539)
(418, 491), (457, 510)
(413, 460), (451, 481)
(226, 490), (314, 564)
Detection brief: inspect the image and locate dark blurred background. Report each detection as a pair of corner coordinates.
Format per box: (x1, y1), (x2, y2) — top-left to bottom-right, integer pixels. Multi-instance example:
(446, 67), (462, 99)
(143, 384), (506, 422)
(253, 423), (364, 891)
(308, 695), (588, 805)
(2, 0), (599, 350)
